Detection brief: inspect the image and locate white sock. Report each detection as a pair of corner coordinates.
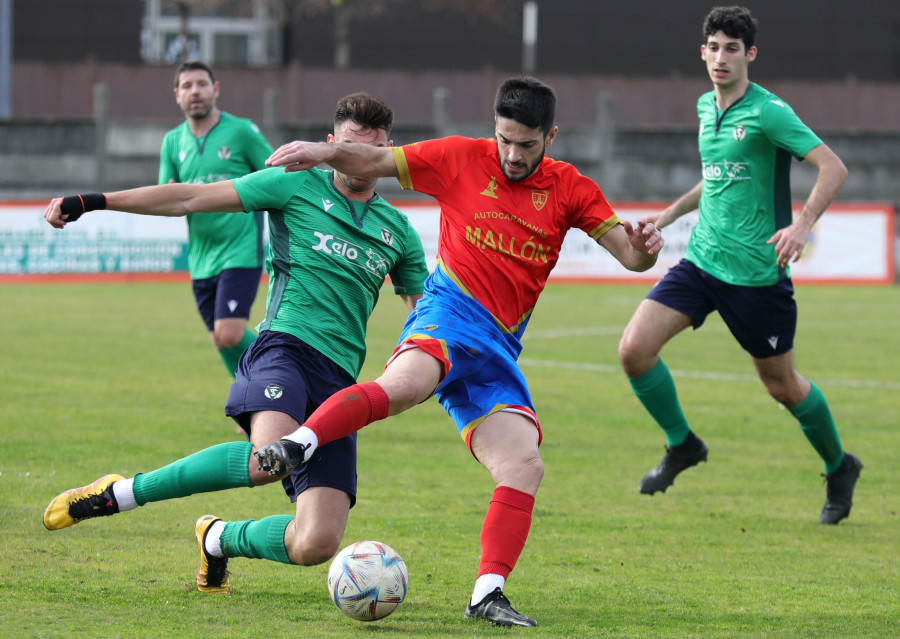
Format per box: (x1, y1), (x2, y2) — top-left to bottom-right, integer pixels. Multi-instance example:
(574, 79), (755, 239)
(204, 520), (226, 558)
(111, 477), (137, 512)
(284, 426), (319, 461)
(471, 573), (506, 605)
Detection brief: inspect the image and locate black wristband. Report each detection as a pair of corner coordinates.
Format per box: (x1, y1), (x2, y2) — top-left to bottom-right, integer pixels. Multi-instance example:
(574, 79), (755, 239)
(59, 192), (106, 222)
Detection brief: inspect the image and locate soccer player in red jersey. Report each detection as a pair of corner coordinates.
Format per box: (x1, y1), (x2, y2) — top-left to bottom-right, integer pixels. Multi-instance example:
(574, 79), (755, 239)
(257, 77), (664, 626)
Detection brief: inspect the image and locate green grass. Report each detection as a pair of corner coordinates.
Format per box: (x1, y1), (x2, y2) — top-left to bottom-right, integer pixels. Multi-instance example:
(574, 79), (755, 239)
(1, 281), (898, 638)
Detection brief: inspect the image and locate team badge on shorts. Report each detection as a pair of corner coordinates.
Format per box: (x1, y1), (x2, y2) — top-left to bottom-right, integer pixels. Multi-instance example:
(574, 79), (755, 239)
(264, 384), (283, 400)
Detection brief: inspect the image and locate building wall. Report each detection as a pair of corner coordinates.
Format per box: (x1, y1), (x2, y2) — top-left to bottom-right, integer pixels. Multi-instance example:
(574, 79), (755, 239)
(12, 0), (900, 82)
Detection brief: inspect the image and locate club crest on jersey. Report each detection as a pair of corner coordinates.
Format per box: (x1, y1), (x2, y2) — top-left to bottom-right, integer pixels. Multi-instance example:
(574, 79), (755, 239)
(531, 190), (549, 211)
(481, 177), (499, 199)
(218, 145), (231, 160)
(733, 125), (746, 141)
(179, 150), (187, 163)
(381, 228), (394, 245)
(264, 384), (283, 400)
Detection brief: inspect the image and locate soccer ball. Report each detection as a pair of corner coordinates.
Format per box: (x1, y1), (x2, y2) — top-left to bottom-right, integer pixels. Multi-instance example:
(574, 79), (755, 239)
(327, 540), (409, 621)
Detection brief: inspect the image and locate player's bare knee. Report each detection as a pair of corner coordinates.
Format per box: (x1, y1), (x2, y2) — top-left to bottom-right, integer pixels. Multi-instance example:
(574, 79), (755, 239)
(383, 375), (425, 413)
(618, 333), (651, 377)
(215, 328), (243, 349)
(285, 528), (342, 566)
(762, 378), (793, 406)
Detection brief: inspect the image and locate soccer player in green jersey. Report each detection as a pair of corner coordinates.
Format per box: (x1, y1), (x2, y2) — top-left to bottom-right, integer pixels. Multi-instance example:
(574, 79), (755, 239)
(162, 60), (274, 377)
(41, 93), (428, 593)
(618, 6), (861, 524)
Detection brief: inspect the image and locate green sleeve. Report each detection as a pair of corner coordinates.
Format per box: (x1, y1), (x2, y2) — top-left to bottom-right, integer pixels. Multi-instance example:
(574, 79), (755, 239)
(389, 220), (428, 296)
(232, 166), (306, 212)
(158, 134), (178, 185)
(243, 121), (274, 172)
(761, 99), (822, 160)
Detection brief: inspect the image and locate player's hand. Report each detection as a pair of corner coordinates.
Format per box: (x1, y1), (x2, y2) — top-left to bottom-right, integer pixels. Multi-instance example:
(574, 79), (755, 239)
(43, 198), (67, 228)
(43, 193), (105, 228)
(767, 222), (811, 267)
(626, 218), (665, 255)
(266, 141), (331, 173)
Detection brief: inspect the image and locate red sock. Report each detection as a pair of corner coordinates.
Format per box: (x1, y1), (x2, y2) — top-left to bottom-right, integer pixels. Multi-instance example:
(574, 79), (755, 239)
(477, 486), (535, 578)
(303, 382), (390, 446)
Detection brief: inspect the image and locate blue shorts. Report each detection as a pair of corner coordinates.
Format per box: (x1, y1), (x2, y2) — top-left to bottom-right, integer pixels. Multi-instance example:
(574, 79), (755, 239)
(647, 259), (797, 358)
(192, 267), (263, 332)
(390, 267), (541, 451)
(225, 330), (358, 506)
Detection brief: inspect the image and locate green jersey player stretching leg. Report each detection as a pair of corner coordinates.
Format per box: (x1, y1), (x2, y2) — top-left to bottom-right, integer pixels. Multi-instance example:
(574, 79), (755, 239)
(41, 93), (428, 594)
(618, 6), (861, 524)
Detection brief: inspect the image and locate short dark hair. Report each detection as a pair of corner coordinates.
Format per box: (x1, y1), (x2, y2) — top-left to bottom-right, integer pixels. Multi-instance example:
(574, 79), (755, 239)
(703, 6), (758, 50)
(494, 77), (556, 135)
(334, 92), (394, 135)
(173, 60), (216, 87)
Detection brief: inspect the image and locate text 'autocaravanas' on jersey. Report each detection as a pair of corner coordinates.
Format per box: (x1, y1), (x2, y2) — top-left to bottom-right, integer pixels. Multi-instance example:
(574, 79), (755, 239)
(232, 166), (428, 378)
(392, 136), (621, 334)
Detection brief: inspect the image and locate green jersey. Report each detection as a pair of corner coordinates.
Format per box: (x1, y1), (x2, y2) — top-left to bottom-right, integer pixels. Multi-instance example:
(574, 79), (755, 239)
(159, 111), (273, 279)
(232, 167), (428, 377)
(686, 82), (822, 286)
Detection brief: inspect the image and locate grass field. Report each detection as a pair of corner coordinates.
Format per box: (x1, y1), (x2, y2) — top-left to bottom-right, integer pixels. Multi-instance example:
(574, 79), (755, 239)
(1, 281), (898, 638)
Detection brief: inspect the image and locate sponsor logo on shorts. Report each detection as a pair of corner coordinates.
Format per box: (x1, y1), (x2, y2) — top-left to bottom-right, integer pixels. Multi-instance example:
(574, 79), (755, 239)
(265, 384), (283, 400)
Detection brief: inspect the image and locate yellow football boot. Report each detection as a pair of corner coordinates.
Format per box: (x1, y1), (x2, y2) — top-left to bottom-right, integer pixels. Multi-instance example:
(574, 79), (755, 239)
(195, 515), (231, 594)
(43, 474), (124, 530)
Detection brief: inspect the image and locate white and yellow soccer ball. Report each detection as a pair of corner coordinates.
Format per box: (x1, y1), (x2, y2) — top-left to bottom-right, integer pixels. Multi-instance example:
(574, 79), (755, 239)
(327, 540), (408, 621)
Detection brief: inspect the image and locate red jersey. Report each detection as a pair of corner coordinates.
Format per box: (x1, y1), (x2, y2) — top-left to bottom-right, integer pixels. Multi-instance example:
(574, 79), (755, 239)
(393, 136), (620, 331)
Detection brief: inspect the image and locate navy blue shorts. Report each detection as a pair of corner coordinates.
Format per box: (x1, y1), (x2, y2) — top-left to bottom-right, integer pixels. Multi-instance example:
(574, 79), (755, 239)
(647, 259), (797, 358)
(225, 330), (358, 506)
(192, 267), (263, 332)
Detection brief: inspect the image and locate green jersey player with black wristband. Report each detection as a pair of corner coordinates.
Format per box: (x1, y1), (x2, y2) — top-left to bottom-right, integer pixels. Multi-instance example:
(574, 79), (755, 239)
(43, 93), (428, 596)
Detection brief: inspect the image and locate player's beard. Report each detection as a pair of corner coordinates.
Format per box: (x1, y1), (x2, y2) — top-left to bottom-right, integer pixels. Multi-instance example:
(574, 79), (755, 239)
(501, 148), (545, 182)
(186, 99), (213, 121)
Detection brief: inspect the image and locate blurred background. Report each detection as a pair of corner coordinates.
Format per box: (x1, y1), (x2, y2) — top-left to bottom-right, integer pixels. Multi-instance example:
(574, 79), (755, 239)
(1, 0), (898, 203)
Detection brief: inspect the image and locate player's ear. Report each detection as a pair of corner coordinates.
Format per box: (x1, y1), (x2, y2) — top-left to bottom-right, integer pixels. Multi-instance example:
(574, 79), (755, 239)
(544, 126), (558, 148)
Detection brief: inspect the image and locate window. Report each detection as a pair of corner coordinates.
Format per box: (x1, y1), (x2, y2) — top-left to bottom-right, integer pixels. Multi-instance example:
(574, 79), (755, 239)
(142, 0), (280, 66)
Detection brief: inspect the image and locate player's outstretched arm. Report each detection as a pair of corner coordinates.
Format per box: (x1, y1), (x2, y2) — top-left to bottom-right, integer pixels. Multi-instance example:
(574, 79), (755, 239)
(43, 181), (244, 228)
(266, 140), (398, 178)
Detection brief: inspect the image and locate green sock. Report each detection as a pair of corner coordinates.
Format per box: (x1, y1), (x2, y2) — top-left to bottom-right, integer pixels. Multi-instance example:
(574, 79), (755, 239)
(221, 515), (293, 564)
(789, 382), (844, 473)
(629, 359), (691, 446)
(218, 329), (257, 377)
(133, 441), (253, 505)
